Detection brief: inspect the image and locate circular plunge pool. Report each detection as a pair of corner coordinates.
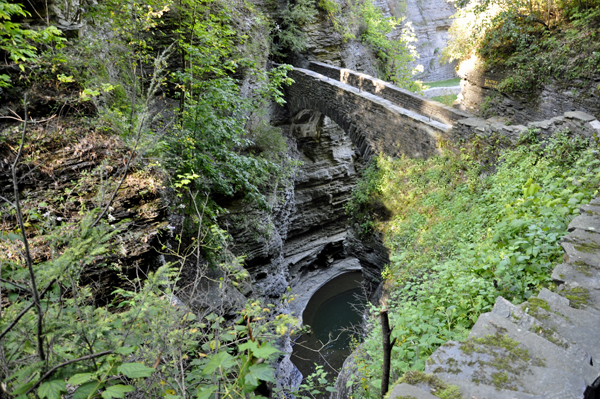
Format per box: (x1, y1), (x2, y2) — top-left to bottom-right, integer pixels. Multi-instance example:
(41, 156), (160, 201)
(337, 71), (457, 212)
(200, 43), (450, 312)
(291, 272), (366, 380)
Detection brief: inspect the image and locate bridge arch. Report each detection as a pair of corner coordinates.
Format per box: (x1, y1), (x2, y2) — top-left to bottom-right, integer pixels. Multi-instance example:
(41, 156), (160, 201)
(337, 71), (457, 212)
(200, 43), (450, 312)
(284, 66), (453, 160)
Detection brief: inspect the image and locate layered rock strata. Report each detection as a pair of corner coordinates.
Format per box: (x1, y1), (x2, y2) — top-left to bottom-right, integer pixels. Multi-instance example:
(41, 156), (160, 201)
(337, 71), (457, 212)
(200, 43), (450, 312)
(223, 108), (388, 315)
(404, 0), (458, 82)
(458, 67), (600, 125)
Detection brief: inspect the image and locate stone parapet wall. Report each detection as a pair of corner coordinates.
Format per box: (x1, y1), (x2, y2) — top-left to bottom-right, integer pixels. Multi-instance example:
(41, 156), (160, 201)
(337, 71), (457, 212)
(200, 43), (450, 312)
(286, 66), (452, 160)
(422, 86), (461, 99)
(307, 61), (471, 126)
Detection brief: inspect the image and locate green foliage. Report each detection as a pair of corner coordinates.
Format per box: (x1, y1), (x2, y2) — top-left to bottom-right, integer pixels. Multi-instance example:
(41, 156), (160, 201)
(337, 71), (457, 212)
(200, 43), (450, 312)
(2, 217), (301, 397)
(292, 365), (337, 398)
(356, 0), (423, 91)
(431, 94), (458, 106)
(313, 0), (424, 92)
(346, 132), (600, 397)
(443, 1), (600, 93)
(424, 78), (461, 88)
(1, 0), (297, 397)
(269, 0), (319, 56)
(0, 0), (65, 87)
(160, 74), (290, 212)
(345, 162), (385, 236)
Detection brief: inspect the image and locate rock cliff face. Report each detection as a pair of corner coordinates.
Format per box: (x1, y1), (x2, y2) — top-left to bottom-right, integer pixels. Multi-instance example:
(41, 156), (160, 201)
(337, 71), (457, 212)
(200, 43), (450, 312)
(295, 0), (459, 82)
(458, 67), (600, 124)
(402, 0), (458, 82)
(223, 108), (388, 315)
(293, 12), (382, 77)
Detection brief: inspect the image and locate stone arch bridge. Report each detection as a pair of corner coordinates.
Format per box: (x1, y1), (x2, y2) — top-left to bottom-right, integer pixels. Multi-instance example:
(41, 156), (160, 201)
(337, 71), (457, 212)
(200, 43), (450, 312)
(283, 61), (600, 160)
(284, 61), (472, 160)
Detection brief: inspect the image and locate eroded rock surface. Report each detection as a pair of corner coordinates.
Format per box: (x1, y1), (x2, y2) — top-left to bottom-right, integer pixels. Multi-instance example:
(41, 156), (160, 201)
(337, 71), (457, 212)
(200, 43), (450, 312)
(223, 108), (389, 311)
(404, 0), (458, 82)
(458, 67), (600, 124)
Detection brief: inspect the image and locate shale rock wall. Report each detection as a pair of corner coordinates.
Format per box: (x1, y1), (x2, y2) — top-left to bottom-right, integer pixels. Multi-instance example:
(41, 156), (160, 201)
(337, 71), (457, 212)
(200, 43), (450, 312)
(404, 0), (458, 82)
(222, 107), (388, 311)
(459, 67), (600, 124)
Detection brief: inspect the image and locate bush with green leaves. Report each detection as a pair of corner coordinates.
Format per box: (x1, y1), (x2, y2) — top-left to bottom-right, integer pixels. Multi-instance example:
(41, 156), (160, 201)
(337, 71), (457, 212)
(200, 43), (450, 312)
(442, 1), (600, 94)
(1, 1), (299, 398)
(0, 0), (65, 87)
(269, 0), (319, 57)
(345, 131), (600, 397)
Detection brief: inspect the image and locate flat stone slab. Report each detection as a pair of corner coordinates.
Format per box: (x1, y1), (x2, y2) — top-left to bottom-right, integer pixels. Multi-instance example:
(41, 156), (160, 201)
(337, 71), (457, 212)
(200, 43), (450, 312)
(561, 229), (600, 268)
(469, 313), (598, 384)
(387, 383), (439, 399)
(558, 281), (600, 313)
(569, 213), (600, 234)
(580, 203), (600, 218)
(589, 120), (600, 131)
(492, 297), (591, 364)
(537, 288), (570, 307)
(426, 339), (589, 398)
(564, 111), (596, 122)
(552, 262), (600, 289)
(522, 294), (600, 369)
(440, 377), (546, 399)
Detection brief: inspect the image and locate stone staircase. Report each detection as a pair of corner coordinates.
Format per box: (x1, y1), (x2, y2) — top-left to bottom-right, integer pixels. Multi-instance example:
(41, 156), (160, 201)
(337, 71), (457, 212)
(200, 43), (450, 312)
(389, 198), (600, 399)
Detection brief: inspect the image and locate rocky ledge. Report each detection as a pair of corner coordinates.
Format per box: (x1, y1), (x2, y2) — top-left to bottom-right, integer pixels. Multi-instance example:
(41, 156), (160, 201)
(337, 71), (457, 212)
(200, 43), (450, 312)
(388, 198), (600, 399)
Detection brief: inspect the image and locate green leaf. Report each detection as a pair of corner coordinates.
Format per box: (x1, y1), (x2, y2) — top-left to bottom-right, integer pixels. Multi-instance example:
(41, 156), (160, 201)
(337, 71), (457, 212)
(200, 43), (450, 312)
(117, 363), (155, 378)
(252, 343), (280, 359)
(243, 363), (275, 392)
(11, 381), (35, 395)
(7, 233), (23, 242)
(201, 351), (236, 375)
(101, 384), (135, 399)
(115, 346), (136, 355)
(73, 381), (103, 399)
(67, 373), (94, 385)
(38, 380), (66, 399)
(196, 384), (217, 399)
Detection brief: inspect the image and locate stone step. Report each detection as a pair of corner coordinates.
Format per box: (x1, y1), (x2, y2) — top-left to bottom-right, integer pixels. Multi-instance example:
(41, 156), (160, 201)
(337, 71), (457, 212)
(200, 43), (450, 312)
(491, 296), (592, 365)
(557, 281), (600, 313)
(519, 295), (600, 369)
(560, 229), (600, 268)
(552, 262), (600, 290)
(579, 202), (600, 216)
(468, 312), (599, 385)
(387, 383), (438, 399)
(589, 197), (600, 207)
(537, 287), (571, 307)
(438, 376), (545, 399)
(425, 338), (589, 398)
(537, 287), (600, 327)
(568, 208), (600, 234)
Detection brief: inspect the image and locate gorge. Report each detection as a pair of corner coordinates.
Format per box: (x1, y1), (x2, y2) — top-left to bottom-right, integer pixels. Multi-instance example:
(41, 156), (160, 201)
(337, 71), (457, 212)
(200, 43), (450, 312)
(1, 0), (600, 398)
